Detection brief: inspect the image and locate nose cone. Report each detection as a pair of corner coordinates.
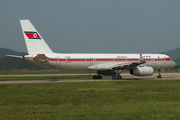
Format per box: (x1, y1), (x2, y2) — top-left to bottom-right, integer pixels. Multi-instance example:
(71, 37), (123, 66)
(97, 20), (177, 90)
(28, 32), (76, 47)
(172, 61), (176, 67)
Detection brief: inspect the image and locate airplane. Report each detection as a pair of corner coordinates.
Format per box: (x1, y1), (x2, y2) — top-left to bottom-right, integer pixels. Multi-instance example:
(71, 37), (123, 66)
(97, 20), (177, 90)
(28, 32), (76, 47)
(9, 19), (176, 79)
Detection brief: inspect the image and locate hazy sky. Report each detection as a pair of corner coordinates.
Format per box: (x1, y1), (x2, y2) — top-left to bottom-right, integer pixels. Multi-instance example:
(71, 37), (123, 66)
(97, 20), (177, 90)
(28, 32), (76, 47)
(1, 0), (180, 53)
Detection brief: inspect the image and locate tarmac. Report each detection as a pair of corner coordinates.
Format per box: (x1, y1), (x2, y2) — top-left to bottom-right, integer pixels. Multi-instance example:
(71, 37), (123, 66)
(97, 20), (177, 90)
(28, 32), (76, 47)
(0, 73), (179, 84)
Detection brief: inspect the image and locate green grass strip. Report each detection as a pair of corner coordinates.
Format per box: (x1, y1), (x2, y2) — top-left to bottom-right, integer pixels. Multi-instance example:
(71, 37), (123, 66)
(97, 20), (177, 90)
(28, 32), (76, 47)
(0, 80), (180, 119)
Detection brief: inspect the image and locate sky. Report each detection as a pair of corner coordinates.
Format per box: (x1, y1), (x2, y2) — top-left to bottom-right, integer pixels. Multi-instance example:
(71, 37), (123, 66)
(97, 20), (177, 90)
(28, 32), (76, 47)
(0, 0), (180, 53)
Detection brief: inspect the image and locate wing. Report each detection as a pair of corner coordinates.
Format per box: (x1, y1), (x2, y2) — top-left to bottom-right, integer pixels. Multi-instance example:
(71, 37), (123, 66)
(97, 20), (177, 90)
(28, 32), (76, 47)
(88, 54), (145, 70)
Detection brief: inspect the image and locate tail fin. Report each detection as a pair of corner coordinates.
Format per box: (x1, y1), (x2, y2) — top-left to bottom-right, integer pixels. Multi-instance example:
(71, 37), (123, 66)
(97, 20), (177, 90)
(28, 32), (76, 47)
(20, 20), (53, 55)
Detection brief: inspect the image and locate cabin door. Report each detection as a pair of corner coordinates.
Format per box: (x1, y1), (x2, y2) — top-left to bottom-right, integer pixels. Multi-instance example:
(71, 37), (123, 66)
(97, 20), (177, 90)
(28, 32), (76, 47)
(57, 57), (60, 65)
(90, 57), (93, 64)
(163, 57), (167, 64)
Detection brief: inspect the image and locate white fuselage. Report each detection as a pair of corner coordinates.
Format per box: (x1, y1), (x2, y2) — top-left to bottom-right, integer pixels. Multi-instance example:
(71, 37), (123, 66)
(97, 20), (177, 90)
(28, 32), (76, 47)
(25, 53), (175, 71)
(20, 20), (176, 79)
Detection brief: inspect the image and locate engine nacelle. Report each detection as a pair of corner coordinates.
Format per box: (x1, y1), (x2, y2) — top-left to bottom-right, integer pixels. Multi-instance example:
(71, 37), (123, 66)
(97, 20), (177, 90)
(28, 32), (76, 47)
(130, 66), (154, 76)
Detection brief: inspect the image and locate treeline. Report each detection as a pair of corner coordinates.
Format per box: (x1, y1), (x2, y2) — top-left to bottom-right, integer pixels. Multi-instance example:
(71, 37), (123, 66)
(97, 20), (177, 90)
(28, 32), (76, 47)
(0, 57), (94, 73)
(0, 57), (48, 70)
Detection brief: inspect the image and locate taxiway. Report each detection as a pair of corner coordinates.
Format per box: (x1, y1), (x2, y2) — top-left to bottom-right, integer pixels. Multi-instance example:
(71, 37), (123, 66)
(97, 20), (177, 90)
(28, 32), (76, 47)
(0, 73), (179, 84)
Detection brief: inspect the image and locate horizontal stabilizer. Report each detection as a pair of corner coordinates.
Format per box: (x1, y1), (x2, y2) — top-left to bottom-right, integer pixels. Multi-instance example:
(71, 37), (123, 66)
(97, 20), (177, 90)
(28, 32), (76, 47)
(6, 54), (24, 58)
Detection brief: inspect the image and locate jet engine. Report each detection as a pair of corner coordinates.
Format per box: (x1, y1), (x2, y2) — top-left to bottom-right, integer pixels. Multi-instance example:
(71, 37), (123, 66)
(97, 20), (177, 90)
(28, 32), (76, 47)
(130, 66), (154, 76)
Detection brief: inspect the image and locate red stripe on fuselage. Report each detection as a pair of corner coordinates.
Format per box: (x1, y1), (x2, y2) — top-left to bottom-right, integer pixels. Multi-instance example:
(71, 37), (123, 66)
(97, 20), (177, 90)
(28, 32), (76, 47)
(24, 57), (171, 62)
(48, 58), (172, 62)
(24, 57), (33, 59)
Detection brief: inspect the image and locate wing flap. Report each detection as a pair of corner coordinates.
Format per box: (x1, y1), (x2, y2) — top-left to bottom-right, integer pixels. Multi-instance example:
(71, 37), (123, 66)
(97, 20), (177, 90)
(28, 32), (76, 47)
(87, 62), (143, 70)
(87, 63), (121, 70)
(88, 54), (146, 70)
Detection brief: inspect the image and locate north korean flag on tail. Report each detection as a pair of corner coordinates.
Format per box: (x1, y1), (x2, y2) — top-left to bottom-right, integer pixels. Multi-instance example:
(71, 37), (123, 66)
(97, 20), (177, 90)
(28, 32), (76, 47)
(24, 31), (41, 39)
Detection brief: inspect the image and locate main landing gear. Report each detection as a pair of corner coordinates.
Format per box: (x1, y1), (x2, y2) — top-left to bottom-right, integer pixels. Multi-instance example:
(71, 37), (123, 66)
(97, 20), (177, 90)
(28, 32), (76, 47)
(112, 76), (122, 79)
(157, 69), (162, 78)
(92, 75), (102, 79)
(92, 71), (102, 79)
(112, 70), (122, 80)
(92, 70), (122, 80)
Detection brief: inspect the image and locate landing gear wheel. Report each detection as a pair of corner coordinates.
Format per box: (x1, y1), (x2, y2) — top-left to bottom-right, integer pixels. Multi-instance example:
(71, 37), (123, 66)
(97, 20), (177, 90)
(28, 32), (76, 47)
(93, 76), (97, 79)
(157, 70), (162, 78)
(112, 70), (122, 80)
(92, 71), (103, 79)
(157, 75), (162, 78)
(93, 75), (102, 79)
(112, 76), (122, 80)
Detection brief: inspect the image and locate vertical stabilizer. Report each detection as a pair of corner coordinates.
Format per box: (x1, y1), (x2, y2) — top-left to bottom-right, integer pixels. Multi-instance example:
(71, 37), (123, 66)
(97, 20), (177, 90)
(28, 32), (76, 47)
(20, 20), (53, 55)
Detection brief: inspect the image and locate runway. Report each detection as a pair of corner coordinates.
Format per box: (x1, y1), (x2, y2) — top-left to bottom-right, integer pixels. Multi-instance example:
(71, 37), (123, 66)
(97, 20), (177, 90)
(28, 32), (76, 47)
(0, 73), (179, 84)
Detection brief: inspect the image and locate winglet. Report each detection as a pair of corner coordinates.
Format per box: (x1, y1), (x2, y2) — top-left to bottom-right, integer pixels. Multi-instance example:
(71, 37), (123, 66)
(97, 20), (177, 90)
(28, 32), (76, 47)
(140, 54), (145, 63)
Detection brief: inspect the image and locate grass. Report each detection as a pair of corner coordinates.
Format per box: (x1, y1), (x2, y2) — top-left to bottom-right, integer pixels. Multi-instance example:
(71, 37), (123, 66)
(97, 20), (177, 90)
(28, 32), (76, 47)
(0, 75), (93, 81)
(0, 80), (180, 119)
(0, 69), (95, 75)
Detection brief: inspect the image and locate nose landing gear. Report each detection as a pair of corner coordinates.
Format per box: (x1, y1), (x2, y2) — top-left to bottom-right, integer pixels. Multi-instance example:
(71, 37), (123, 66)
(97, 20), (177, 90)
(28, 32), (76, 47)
(157, 69), (162, 78)
(92, 75), (102, 79)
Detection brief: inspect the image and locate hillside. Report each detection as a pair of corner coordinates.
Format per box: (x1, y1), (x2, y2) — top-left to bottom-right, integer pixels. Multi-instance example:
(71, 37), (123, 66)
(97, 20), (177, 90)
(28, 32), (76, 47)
(160, 47), (180, 65)
(161, 47), (180, 59)
(0, 48), (26, 57)
(0, 48), (49, 70)
(173, 58), (180, 66)
(0, 57), (49, 70)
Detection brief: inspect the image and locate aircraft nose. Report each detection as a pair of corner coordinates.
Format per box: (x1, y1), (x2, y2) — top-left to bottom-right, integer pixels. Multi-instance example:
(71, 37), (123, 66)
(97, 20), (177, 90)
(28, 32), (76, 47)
(172, 61), (176, 67)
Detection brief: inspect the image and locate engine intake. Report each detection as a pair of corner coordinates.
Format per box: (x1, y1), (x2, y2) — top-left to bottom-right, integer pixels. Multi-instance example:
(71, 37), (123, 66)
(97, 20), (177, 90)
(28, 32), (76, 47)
(130, 66), (154, 76)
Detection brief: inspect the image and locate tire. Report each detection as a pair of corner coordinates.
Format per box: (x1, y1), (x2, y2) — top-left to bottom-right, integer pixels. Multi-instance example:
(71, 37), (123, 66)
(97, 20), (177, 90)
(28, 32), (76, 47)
(157, 75), (162, 78)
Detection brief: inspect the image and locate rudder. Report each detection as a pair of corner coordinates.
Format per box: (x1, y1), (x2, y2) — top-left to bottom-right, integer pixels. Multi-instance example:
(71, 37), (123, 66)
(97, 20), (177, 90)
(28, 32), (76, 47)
(20, 20), (53, 55)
